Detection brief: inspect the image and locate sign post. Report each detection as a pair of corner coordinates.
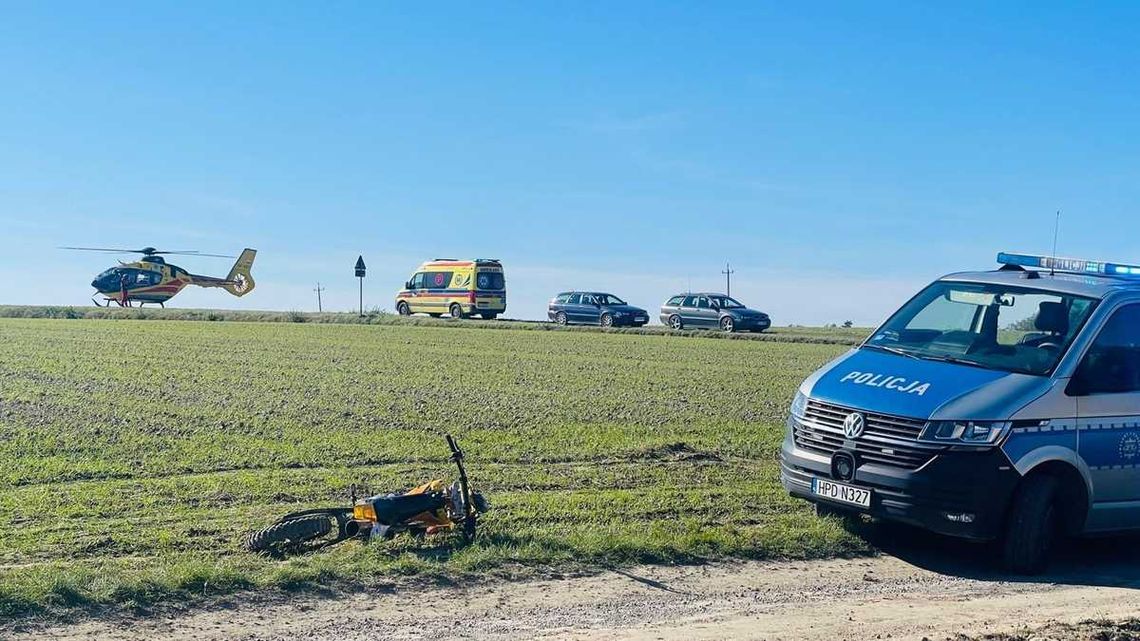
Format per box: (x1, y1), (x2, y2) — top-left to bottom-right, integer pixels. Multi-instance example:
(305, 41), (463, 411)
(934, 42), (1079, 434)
(354, 255), (367, 317)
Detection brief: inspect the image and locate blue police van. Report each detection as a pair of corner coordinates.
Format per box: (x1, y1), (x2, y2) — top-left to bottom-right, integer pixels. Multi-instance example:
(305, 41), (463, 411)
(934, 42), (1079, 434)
(781, 252), (1140, 573)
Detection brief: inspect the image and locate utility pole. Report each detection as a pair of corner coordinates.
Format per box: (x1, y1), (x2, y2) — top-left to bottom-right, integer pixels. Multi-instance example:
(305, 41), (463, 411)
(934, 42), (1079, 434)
(354, 256), (367, 317)
(721, 262), (735, 296)
(313, 282), (325, 312)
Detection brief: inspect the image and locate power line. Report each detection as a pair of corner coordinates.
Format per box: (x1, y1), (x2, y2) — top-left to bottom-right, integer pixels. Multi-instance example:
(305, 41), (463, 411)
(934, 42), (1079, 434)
(721, 262), (735, 296)
(312, 280), (326, 310)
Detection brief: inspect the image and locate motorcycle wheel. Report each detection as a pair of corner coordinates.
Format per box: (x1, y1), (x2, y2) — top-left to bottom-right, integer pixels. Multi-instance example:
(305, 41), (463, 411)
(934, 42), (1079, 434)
(245, 515), (332, 553)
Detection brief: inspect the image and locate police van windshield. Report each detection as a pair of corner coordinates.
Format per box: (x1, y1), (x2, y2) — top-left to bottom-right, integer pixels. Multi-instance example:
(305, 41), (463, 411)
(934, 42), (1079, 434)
(865, 281), (1097, 376)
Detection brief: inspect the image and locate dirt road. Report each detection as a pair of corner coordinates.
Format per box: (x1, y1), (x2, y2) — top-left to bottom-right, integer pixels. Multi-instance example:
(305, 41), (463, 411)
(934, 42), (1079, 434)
(10, 530), (1140, 641)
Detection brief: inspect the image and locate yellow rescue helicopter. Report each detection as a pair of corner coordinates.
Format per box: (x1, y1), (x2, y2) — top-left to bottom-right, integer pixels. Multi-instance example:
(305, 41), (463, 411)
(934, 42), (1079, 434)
(61, 246), (257, 307)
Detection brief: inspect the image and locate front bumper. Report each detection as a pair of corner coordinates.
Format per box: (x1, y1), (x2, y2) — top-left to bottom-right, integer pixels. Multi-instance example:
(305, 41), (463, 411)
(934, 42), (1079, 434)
(735, 316), (770, 331)
(613, 313), (649, 327)
(780, 427), (1020, 540)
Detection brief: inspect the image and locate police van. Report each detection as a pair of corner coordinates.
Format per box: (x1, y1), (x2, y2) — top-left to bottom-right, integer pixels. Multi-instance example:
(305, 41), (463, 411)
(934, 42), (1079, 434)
(781, 252), (1140, 572)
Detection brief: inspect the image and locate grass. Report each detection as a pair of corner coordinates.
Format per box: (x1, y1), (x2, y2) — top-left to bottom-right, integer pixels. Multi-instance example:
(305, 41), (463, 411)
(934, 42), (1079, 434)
(0, 317), (868, 619)
(0, 305), (869, 345)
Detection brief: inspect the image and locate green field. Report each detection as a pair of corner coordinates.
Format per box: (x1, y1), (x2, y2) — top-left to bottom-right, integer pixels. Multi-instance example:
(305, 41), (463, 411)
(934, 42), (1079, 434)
(0, 317), (867, 618)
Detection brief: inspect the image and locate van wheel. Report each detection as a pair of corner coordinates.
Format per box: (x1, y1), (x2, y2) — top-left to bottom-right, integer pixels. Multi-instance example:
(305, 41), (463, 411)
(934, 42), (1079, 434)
(396, 302), (411, 316)
(668, 315), (683, 330)
(555, 311), (568, 326)
(1002, 475), (1060, 574)
(600, 313), (614, 328)
(449, 303), (466, 319)
(720, 316), (735, 333)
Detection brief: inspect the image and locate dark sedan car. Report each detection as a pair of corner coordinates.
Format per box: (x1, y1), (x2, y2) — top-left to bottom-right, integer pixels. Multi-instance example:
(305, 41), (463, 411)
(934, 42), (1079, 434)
(548, 291), (650, 327)
(659, 293), (770, 333)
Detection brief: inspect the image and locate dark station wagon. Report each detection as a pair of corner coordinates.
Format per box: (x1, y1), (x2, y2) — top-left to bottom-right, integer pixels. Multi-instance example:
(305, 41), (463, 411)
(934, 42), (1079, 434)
(659, 292), (771, 333)
(548, 291), (650, 327)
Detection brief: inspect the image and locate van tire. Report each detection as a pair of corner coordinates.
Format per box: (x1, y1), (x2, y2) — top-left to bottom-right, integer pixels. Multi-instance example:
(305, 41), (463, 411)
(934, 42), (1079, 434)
(668, 315), (683, 330)
(1001, 475), (1060, 574)
(396, 302), (411, 316)
(449, 303), (466, 319)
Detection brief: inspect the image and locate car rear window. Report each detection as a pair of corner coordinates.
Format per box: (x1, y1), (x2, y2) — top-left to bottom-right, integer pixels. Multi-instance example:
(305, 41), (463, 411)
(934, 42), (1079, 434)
(476, 271), (505, 290)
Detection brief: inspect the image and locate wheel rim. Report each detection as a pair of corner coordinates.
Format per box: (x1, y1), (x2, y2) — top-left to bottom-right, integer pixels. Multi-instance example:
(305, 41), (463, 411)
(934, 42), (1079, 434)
(398, 303), (409, 316)
(556, 312), (566, 325)
(722, 318), (734, 332)
(670, 316), (681, 329)
(451, 305), (462, 318)
(601, 315), (612, 327)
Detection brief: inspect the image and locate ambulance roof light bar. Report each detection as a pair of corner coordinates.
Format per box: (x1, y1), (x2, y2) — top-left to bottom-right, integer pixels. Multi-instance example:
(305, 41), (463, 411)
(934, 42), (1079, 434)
(997, 252), (1140, 277)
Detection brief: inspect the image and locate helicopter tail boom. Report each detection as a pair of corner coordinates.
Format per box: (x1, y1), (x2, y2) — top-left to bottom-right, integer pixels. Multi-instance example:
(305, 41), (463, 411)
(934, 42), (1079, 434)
(223, 248), (256, 297)
(189, 248), (257, 297)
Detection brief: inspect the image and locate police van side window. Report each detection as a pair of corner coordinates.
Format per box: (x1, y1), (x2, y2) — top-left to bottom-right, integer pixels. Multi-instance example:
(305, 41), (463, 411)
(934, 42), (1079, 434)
(410, 273), (425, 289)
(1072, 304), (1140, 395)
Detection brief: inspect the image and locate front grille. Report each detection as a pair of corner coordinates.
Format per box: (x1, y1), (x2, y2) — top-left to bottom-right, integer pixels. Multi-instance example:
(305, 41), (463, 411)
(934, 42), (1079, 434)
(793, 399), (940, 470)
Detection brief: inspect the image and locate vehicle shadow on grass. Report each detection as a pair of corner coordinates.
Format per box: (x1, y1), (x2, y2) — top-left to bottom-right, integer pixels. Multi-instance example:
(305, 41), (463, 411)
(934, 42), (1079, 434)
(852, 519), (1140, 589)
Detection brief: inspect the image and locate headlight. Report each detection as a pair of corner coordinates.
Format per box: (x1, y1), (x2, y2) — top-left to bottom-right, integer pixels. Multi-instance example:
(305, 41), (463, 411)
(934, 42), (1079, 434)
(919, 420), (1010, 446)
(790, 391), (808, 418)
(353, 502), (377, 522)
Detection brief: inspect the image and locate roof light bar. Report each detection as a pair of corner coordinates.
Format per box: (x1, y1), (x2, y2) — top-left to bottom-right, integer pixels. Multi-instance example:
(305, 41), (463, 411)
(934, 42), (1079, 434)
(997, 252), (1140, 277)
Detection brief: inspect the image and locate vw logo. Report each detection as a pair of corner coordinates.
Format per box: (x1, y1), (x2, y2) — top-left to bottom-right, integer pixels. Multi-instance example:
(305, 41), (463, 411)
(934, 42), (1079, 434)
(843, 412), (865, 439)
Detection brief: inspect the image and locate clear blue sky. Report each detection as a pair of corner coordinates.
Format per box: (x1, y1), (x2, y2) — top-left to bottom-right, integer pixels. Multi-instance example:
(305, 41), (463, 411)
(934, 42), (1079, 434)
(2, 2), (1139, 324)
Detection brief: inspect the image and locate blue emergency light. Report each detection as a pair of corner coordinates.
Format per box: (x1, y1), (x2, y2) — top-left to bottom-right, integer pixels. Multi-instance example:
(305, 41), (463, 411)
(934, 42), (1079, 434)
(997, 252), (1140, 277)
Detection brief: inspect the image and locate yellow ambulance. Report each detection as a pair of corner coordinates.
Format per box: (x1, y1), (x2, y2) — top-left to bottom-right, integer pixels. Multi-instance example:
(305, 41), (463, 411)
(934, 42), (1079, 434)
(395, 259), (506, 319)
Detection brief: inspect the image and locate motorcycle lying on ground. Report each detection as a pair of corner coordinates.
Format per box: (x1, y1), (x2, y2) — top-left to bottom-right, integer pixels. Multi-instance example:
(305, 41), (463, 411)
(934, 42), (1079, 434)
(245, 435), (489, 555)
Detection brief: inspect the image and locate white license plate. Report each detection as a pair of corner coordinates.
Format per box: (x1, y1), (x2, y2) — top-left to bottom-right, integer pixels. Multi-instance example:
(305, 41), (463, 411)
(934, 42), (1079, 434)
(811, 478), (871, 508)
(635, 316), (647, 321)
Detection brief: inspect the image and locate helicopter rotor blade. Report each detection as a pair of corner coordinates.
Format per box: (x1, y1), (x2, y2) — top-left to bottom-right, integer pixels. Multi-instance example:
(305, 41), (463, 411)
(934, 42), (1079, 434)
(154, 251), (236, 258)
(59, 246), (147, 253)
(60, 247), (236, 258)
